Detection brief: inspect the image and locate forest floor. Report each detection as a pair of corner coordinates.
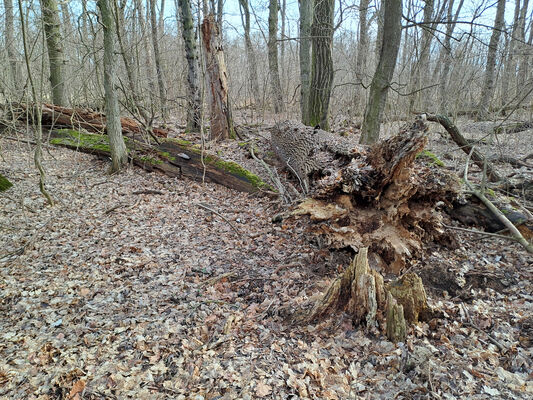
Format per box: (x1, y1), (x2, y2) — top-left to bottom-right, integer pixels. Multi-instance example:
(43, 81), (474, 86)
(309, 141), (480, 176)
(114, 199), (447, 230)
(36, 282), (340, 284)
(0, 117), (532, 399)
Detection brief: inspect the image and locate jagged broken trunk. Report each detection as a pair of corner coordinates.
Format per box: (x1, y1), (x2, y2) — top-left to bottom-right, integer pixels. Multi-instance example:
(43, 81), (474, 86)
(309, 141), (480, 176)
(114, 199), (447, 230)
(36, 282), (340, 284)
(273, 118), (459, 274)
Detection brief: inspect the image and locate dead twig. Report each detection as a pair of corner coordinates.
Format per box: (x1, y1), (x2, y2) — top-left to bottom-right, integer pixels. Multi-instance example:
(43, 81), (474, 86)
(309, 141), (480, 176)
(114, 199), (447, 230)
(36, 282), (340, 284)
(195, 202), (244, 236)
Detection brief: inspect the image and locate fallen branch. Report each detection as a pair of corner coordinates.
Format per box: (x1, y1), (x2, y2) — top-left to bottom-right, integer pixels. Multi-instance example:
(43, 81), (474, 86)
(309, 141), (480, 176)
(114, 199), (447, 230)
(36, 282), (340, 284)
(195, 202), (243, 237)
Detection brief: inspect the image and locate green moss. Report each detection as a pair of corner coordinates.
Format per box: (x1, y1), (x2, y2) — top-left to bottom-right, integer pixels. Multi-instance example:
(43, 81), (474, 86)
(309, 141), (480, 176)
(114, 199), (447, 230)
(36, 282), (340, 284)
(0, 173), (13, 192)
(416, 150), (445, 167)
(51, 129), (112, 152)
(213, 159), (269, 189)
(139, 155), (163, 165)
(238, 141), (248, 147)
(158, 151), (176, 161)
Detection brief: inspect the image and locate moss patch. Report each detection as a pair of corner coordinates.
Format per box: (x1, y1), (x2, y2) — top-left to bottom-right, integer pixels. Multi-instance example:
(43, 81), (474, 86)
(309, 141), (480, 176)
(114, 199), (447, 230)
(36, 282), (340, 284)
(213, 159), (269, 189)
(0, 173), (13, 192)
(416, 150), (445, 167)
(50, 129), (112, 153)
(158, 151), (176, 161)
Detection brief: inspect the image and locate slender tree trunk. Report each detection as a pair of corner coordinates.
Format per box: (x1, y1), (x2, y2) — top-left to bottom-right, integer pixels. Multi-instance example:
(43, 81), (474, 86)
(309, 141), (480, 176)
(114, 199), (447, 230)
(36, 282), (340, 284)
(408, 0), (434, 113)
(353, 0), (370, 115)
(238, 0), (261, 107)
(500, 0), (521, 109)
(360, 0), (402, 144)
(178, 0), (202, 131)
(3, 0), (18, 93)
(149, 0), (168, 119)
(268, 0), (284, 113)
(40, 0), (68, 106)
(477, 0), (505, 120)
(97, 0), (128, 172)
(438, 0), (464, 113)
(299, 0), (313, 122)
(308, 0), (335, 129)
(201, 14), (234, 140)
(133, 0), (156, 109)
(515, 0), (530, 100)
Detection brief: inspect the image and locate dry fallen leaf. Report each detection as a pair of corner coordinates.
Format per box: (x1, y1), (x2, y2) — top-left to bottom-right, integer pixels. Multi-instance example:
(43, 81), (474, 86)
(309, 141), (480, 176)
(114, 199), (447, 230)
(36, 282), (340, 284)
(255, 381), (272, 397)
(68, 379), (86, 400)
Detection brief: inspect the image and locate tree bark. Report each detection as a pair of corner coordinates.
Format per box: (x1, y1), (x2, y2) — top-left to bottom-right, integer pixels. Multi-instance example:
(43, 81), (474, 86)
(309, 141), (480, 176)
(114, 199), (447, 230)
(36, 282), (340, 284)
(360, 0), (402, 144)
(149, 0), (168, 119)
(178, 0), (202, 131)
(268, 0), (284, 113)
(40, 0), (68, 106)
(353, 0), (370, 115)
(238, 0), (261, 107)
(299, 0), (313, 122)
(3, 0), (19, 93)
(97, 0), (128, 172)
(307, 0), (335, 130)
(477, 0), (505, 120)
(201, 14), (234, 140)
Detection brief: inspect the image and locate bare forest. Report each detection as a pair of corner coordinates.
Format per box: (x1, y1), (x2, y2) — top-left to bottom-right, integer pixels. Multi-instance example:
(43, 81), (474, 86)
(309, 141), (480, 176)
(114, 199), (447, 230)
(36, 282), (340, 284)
(1, 0), (532, 398)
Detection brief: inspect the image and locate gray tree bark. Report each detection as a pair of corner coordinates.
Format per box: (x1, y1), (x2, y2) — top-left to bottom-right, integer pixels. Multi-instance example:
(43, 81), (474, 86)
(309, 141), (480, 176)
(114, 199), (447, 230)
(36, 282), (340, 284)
(40, 0), (68, 106)
(3, 0), (18, 93)
(477, 0), (505, 120)
(97, 0), (128, 172)
(268, 0), (284, 113)
(360, 0), (402, 144)
(515, 0), (530, 100)
(500, 0), (521, 109)
(353, 0), (370, 115)
(299, 0), (313, 122)
(178, 0), (202, 131)
(238, 0), (261, 106)
(307, 0), (335, 129)
(149, 0), (168, 119)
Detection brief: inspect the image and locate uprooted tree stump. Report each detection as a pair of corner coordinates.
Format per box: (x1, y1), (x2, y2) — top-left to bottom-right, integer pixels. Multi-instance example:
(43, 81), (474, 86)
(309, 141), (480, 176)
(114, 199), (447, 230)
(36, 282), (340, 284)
(298, 248), (430, 342)
(278, 117), (459, 274)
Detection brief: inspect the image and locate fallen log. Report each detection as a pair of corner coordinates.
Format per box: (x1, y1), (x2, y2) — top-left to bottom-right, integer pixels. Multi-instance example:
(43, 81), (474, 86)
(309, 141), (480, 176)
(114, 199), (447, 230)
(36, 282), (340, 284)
(277, 117), (459, 274)
(49, 129), (268, 193)
(15, 103), (169, 138)
(493, 121), (533, 135)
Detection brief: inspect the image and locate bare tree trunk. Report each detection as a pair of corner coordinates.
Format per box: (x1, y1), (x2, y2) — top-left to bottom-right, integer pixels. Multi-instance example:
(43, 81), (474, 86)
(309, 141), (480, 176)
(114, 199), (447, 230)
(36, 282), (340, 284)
(477, 0), (505, 120)
(408, 0), (434, 113)
(515, 0), (530, 101)
(299, 0), (313, 123)
(97, 0), (128, 172)
(149, 0), (168, 119)
(201, 14), (234, 140)
(178, 0), (202, 131)
(360, 0), (402, 144)
(308, 0), (334, 129)
(500, 0), (521, 110)
(40, 0), (68, 106)
(3, 0), (18, 93)
(238, 0), (261, 106)
(133, 0), (156, 109)
(353, 0), (370, 115)
(268, 0), (284, 113)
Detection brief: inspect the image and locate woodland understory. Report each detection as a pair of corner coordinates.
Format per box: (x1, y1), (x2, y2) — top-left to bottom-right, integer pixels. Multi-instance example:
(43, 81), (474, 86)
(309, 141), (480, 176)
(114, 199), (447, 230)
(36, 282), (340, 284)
(1, 112), (532, 399)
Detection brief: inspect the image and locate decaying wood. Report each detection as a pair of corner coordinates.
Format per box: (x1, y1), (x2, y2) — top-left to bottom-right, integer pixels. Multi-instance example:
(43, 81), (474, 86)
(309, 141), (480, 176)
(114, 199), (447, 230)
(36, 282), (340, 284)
(426, 114), (502, 182)
(493, 121), (533, 135)
(300, 248), (429, 342)
(48, 129), (267, 194)
(15, 103), (169, 138)
(283, 117), (459, 274)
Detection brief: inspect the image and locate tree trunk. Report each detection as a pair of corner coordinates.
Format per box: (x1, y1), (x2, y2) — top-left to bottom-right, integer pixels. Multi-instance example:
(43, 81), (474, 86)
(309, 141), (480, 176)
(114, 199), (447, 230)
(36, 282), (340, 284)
(360, 0), (402, 144)
(178, 0), (202, 131)
(515, 0), (530, 102)
(133, 0), (156, 108)
(500, 0), (521, 110)
(408, 0), (434, 113)
(3, 0), (19, 93)
(268, 0), (284, 113)
(307, 0), (335, 130)
(97, 0), (128, 172)
(477, 0), (505, 120)
(201, 14), (234, 140)
(353, 0), (370, 115)
(40, 0), (68, 106)
(299, 0), (313, 123)
(149, 0), (168, 119)
(238, 0), (261, 107)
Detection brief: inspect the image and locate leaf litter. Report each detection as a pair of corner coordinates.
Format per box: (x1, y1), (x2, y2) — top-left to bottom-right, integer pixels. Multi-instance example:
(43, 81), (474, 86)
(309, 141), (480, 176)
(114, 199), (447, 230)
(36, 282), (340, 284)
(0, 136), (532, 399)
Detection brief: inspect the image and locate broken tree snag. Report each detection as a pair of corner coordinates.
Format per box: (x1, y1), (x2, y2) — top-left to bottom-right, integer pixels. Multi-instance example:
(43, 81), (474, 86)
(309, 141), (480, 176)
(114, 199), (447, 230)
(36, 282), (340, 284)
(15, 103), (168, 138)
(287, 117), (459, 273)
(48, 129), (268, 193)
(201, 14), (234, 140)
(426, 114), (502, 182)
(301, 248), (429, 342)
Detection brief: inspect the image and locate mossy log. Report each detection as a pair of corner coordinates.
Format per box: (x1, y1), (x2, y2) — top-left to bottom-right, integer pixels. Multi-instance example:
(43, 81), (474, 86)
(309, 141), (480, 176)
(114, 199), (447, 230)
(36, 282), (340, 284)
(49, 129), (268, 193)
(299, 248), (429, 342)
(0, 172), (13, 192)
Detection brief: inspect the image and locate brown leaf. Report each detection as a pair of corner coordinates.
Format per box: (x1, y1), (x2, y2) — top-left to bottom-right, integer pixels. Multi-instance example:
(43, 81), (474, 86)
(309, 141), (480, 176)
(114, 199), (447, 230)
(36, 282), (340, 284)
(255, 381), (272, 397)
(68, 379), (86, 399)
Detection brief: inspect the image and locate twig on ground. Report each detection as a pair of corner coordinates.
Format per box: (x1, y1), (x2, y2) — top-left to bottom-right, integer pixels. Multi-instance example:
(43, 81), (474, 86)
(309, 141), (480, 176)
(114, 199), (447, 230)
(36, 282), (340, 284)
(195, 202), (244, 236)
